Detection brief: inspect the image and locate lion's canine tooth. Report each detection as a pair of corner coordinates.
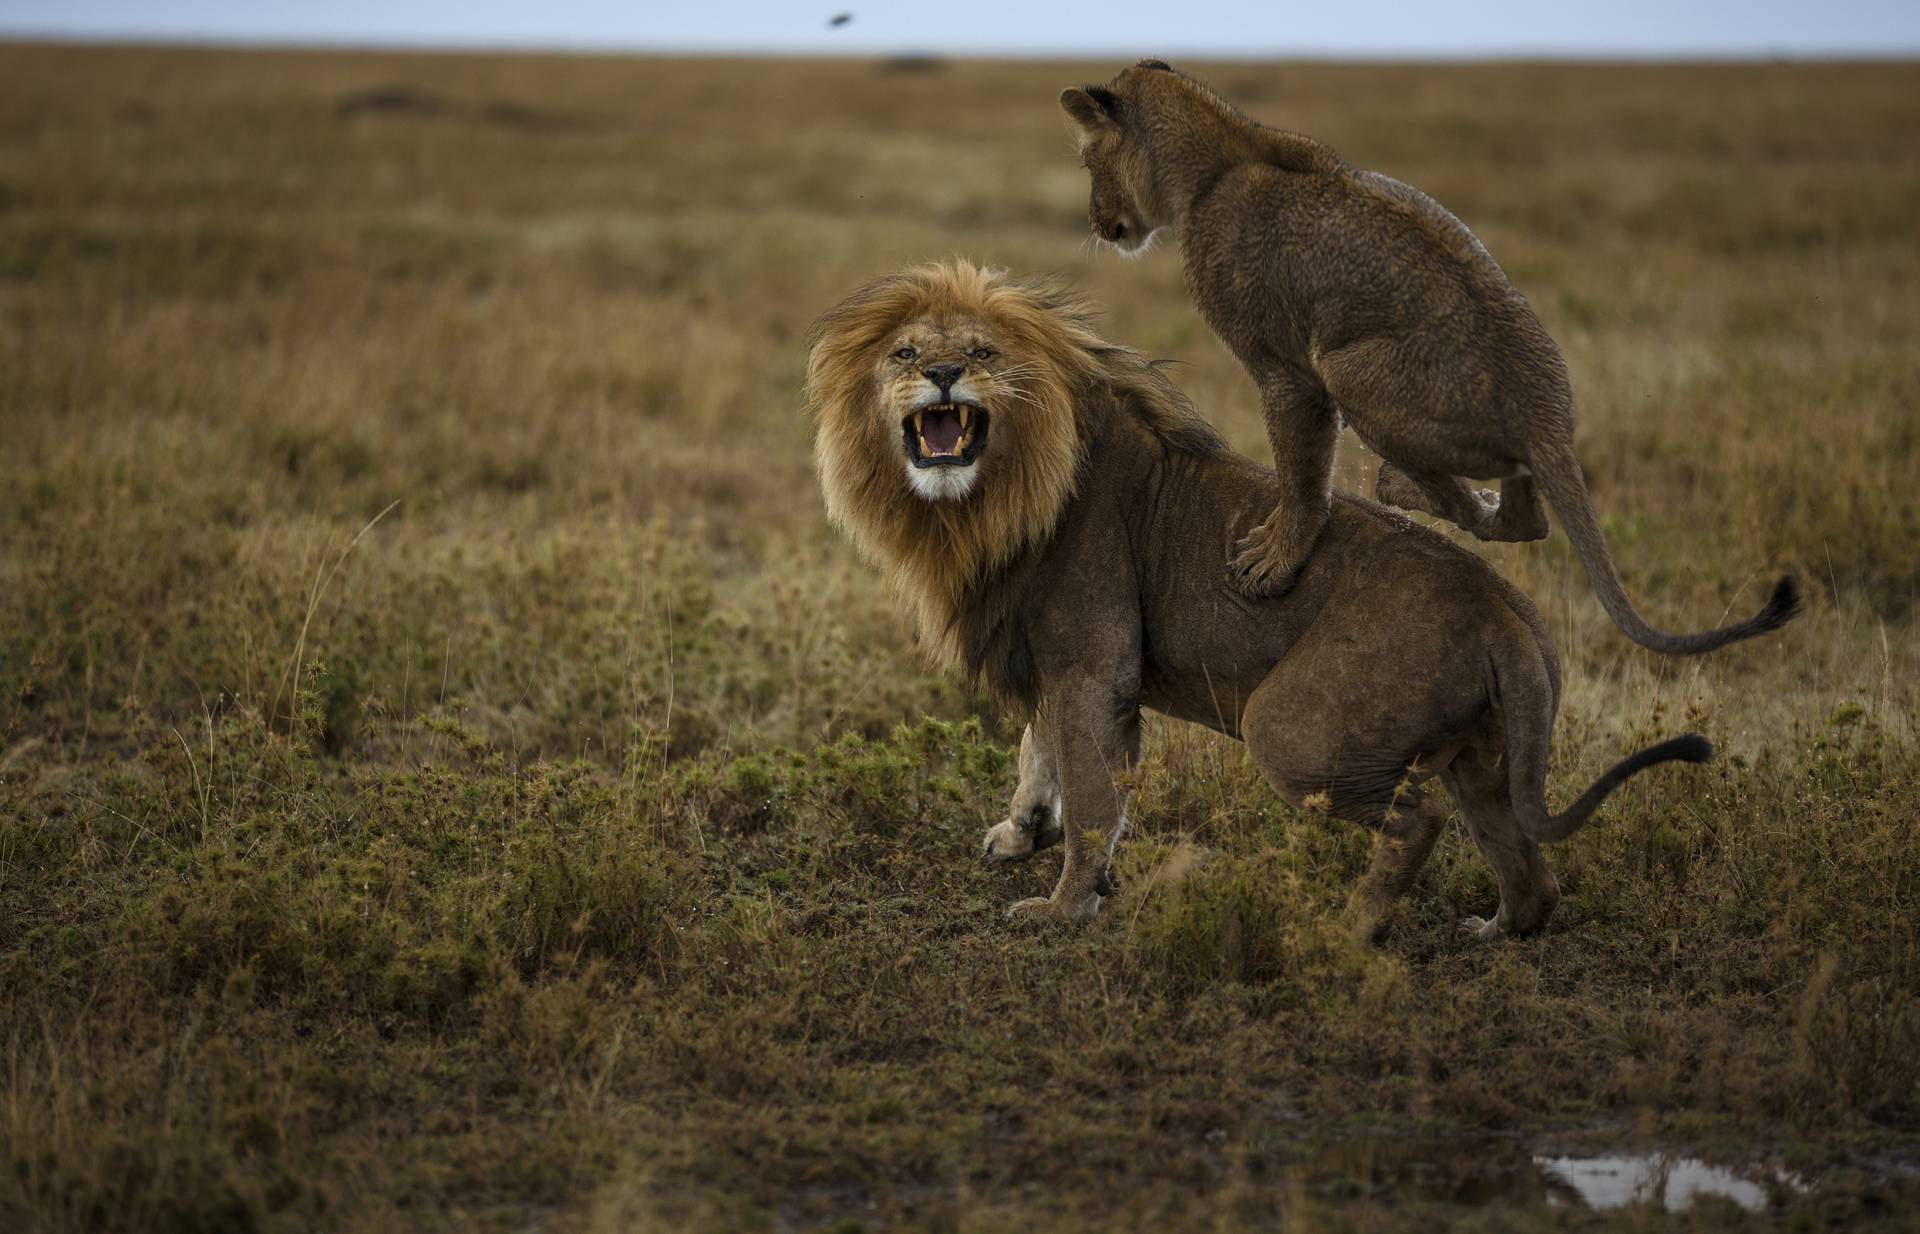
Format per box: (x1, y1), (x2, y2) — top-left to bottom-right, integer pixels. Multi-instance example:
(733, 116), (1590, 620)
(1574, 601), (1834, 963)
(958, 406), (971, 429)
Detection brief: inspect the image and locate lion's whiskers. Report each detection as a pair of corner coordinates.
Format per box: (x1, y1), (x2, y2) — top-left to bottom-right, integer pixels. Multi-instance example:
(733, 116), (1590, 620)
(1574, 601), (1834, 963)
(994, 382), (1046, 412)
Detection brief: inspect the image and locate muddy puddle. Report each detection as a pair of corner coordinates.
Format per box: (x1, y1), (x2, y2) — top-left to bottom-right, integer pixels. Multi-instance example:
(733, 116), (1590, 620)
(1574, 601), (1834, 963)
(1291, 1134), (1803, 1213)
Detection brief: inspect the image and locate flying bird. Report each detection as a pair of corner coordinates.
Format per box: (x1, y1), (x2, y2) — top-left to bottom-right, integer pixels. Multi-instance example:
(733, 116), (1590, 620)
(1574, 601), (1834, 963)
(829, 12), (853, 27)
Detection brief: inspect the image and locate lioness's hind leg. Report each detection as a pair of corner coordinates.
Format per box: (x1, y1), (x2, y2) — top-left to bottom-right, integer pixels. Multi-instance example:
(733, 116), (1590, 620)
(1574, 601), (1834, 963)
(1372, 461), (1432, 512)
(1476, 472), (1550, 543)
(1373, 463), (1498, 533)
(1441, 754), (1560, 940)
(1346, 789), (1448, 944)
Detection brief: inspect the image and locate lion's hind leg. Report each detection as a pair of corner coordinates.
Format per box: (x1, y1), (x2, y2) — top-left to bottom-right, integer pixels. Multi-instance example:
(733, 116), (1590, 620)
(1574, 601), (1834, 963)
(1345, 788), (1449, 944)
(1241, 646), (1460, 943)
(1440, 750), (1560, 941)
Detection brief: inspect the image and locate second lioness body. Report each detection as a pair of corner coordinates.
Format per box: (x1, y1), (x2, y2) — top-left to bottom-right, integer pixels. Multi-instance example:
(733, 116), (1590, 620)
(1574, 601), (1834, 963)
(1061, 60), (1797, 655)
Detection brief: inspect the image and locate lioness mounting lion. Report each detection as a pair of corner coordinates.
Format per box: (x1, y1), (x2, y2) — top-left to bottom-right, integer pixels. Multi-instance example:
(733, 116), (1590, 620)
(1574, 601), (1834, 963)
(1060, 60), (1801, 656)
(807, 261), (1712, 937)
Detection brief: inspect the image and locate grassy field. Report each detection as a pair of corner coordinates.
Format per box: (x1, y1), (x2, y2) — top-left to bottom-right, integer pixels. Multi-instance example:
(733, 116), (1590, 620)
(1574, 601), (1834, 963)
(2, 44), (1918, 1232)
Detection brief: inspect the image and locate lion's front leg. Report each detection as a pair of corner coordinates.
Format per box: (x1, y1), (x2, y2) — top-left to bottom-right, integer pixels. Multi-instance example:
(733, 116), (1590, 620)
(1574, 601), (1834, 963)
(1003, 684), (1140, 926)
(981, 724), (1063, 864)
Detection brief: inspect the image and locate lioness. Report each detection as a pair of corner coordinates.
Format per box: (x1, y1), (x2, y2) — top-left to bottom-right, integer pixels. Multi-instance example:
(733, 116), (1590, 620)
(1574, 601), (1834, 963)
(807, 261), (1712, 937)
(1061, 60), (1801, 656)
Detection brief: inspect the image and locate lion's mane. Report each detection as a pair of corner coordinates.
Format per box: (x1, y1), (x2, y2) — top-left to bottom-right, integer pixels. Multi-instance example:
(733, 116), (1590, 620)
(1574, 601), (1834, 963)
(805, 260), (1221, 676)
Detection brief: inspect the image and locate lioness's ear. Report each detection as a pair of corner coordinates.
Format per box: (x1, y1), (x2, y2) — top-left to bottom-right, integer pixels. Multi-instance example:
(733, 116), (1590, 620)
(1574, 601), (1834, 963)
(1060, 86), (1118, 135)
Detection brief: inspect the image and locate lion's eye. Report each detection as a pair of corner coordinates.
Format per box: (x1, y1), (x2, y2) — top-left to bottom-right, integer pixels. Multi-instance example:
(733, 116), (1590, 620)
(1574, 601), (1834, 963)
(894, 347), (917, 361)
(970, 347), (993, 362)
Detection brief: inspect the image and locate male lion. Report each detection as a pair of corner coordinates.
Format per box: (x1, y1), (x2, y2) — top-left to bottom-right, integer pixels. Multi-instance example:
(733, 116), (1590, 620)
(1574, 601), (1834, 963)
(1060, 60), (1801, 657)
(807, 260), (1712, 937)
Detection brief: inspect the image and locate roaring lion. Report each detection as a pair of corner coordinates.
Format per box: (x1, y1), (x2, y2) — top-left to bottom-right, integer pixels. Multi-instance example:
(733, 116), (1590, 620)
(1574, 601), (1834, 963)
(1059, 60), (1802, 657)
(806, 260), (1712, 937)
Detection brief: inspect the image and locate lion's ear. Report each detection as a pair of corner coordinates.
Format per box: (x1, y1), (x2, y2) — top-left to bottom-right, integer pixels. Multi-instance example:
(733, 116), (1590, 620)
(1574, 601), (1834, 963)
(1060, 86), (1117, 136)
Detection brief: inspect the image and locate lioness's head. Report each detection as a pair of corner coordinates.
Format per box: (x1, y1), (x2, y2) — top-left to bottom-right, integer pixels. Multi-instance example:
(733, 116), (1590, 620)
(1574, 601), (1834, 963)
(1060, 59), (1186, 255)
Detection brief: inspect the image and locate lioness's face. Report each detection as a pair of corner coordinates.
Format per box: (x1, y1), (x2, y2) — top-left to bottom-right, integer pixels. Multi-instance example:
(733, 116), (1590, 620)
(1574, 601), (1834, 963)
(877, 315), (1004, 502)
(1076, 132), (1162, 255)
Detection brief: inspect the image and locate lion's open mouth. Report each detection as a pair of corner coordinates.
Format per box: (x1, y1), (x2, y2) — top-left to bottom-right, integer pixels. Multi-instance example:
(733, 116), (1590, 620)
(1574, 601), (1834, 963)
(903, 403), (988, 468)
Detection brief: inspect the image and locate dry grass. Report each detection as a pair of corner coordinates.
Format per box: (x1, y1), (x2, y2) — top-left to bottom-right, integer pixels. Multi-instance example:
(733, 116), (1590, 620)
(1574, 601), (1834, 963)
(1, 45), (1917, 1232)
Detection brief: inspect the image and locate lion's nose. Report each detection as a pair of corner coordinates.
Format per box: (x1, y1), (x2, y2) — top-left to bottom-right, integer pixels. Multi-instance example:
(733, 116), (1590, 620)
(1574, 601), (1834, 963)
(922, 362), (964, 392)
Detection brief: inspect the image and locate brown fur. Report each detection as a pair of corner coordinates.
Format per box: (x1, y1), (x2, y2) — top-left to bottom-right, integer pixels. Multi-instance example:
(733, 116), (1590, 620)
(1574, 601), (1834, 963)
(808, 262), (1714, 936)
(1061, 61), (1800, 655)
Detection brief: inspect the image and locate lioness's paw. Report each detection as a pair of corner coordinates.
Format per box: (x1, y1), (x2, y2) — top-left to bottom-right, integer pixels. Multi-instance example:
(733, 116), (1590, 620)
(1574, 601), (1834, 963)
(1228, 527), (1305, 599)
(1472, 492), (1550, 544)
(1458, 915), (1502, 943)
(980, 817), (1035, 865)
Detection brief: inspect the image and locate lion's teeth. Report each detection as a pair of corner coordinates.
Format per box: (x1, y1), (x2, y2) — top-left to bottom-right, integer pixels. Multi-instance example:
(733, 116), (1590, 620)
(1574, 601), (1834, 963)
(958, 406), (971, 429)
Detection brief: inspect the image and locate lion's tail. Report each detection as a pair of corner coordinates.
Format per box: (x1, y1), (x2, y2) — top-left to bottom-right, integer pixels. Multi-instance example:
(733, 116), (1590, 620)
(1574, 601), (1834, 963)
(1530, 429), (1801, 656)
(1490, 628), (1713, 844)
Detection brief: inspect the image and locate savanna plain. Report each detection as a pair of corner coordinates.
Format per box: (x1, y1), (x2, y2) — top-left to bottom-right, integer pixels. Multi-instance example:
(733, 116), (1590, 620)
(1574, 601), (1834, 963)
(2, 46), (1918, 1233)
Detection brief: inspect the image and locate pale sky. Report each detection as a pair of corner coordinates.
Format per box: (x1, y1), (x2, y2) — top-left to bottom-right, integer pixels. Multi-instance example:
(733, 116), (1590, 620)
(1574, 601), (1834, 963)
(1, 1), (1916, 59)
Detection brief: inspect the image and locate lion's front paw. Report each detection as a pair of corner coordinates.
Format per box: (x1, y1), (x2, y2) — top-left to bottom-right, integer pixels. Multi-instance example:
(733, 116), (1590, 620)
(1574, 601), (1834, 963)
(1228, 518), (1305, 602)
(981, 803), (1060, 866)
(1004, 891), (1103, 926)
(1004, 896), (1061, 923)
(981, 816), (1035, 865)
(1458, 915), (1501, 943)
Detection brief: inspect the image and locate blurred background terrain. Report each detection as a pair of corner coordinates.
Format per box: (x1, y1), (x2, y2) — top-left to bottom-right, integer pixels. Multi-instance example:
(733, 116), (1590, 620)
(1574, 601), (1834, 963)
(1, 41), (1917, 1234)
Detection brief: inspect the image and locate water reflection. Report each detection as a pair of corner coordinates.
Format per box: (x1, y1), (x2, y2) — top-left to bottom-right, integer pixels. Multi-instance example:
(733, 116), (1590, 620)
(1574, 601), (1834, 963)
(1292, 1136), (1797, 1213)
(1536, 1154), (1776, 1212)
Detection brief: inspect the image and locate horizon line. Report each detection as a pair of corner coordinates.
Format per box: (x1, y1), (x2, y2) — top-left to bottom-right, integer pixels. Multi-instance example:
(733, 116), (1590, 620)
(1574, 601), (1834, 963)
(4, 32), (1919, 63)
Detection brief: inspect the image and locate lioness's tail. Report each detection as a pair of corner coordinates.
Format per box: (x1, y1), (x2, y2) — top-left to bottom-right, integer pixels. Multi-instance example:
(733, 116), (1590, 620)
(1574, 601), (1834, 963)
(1491, 629), (1713, 843)
(1530, 431), (1801, 655)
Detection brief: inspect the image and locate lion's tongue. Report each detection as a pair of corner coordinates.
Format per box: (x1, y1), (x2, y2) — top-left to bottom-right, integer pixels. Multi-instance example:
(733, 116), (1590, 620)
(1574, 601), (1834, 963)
(923, 409), (964, 455)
